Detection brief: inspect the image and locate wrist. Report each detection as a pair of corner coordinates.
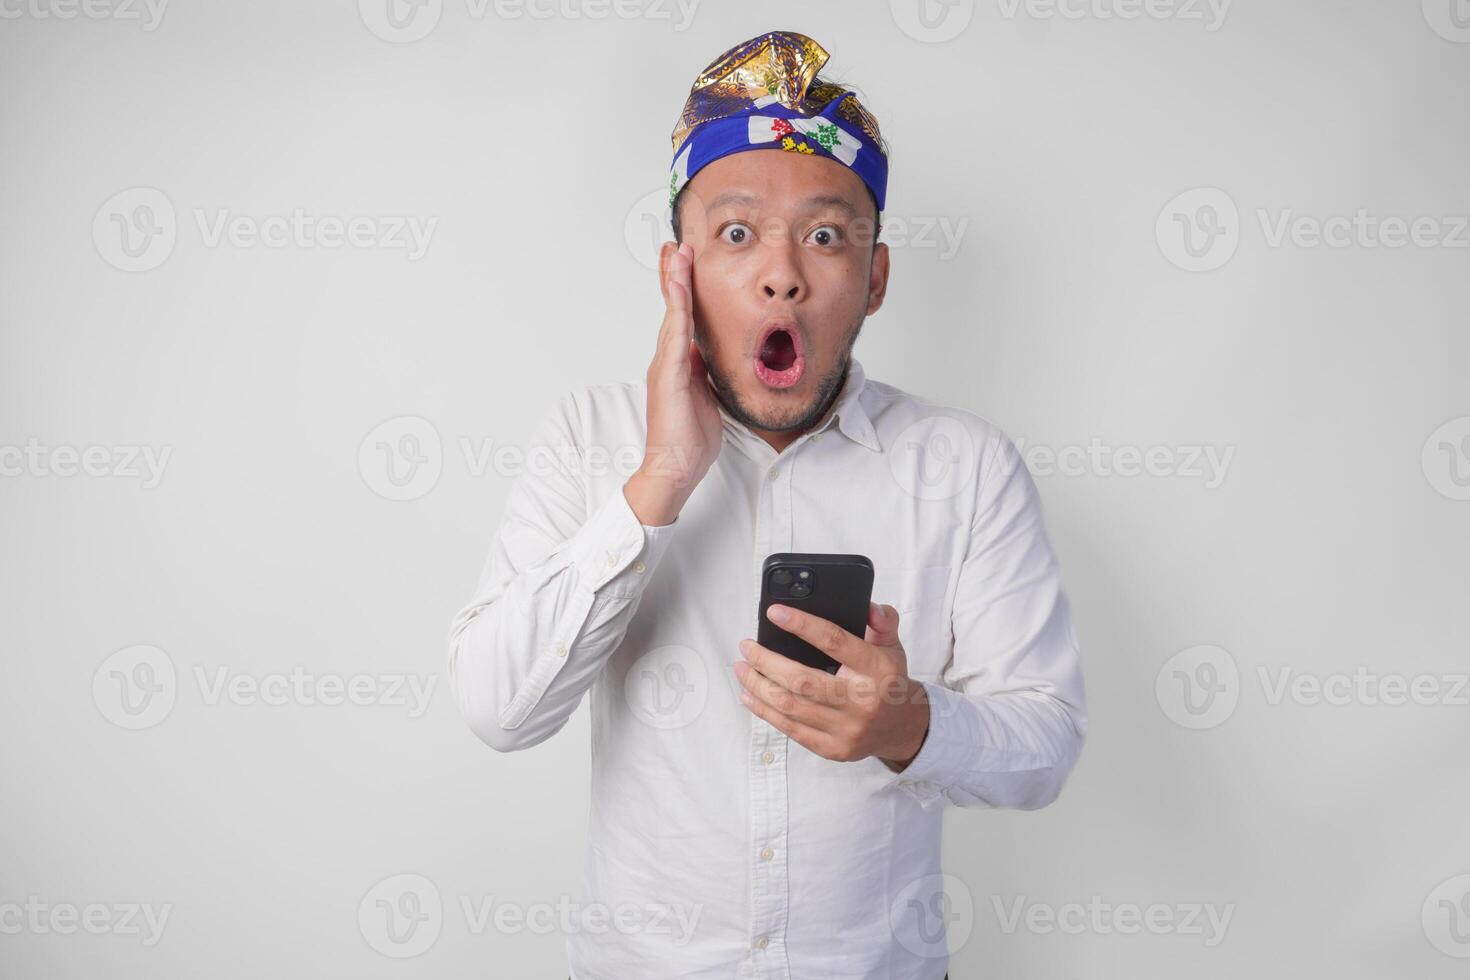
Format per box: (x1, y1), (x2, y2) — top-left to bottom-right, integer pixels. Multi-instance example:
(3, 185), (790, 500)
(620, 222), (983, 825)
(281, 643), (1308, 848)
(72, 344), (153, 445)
(880, 681), (931, 773)
(623, 468), (689, 526)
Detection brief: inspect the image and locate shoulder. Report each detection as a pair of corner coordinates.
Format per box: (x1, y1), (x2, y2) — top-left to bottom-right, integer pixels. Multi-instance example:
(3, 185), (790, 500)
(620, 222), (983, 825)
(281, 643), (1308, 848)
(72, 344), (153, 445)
(858, 374), (1021, 479)
(556, 380), (645, 424)
(534, 379), (648, 453)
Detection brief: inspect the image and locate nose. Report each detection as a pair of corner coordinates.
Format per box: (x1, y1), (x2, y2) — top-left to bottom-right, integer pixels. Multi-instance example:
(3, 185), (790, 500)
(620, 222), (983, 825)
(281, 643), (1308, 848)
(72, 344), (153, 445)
(759, 233), (806, 302)
(764, 281), (800, 300)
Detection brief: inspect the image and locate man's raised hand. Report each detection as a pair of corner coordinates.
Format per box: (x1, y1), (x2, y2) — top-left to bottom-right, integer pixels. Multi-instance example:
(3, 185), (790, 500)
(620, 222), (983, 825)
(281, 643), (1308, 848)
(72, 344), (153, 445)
(624, 242), (723, 526)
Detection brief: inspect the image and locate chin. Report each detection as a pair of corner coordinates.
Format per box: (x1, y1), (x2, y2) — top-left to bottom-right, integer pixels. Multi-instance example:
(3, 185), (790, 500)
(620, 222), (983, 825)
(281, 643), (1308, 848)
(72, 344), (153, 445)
(710, 353), (847, 435)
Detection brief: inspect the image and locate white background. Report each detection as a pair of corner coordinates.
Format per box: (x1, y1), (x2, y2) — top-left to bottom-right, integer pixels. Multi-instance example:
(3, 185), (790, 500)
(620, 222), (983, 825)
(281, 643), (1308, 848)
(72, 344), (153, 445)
(2, 0), (1467, 976)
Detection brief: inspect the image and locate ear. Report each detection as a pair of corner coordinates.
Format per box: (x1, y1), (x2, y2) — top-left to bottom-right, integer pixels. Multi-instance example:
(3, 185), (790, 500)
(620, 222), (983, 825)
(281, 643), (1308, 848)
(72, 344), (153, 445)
(865, 241), (890, 315)
(659, 240), (685, 306)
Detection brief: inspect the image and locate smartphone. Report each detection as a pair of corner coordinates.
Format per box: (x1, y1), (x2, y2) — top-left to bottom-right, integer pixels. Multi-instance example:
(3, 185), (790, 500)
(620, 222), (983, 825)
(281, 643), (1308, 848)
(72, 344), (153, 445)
(757, 553), (874, 674)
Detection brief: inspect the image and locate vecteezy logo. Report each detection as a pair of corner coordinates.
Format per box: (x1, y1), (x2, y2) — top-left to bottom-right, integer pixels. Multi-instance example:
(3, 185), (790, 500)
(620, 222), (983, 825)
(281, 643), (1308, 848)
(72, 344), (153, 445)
(1423, 0), (1470, 42)
(93, 187), (177, 272)
(358, 0), (442, 42)
(1155, 644), (1239, 729)
(358, 416), (443, 501)
(358, 873), (443, 958)
(1156, 187), (1240, 272)
(890, 0), (975, 42)
(1423, 875), (1470, 957)
(624, 187), (676, 272)
(1422, 416), (1470, 501)
(888, 416), (976, 501)
(889, 872), (975, 959)
(624, 645), (708, 730)
(92, 645), (178, 730)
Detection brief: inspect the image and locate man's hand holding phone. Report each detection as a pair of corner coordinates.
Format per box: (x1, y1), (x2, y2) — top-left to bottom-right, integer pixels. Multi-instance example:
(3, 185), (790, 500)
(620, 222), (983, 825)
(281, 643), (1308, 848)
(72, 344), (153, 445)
(735, 601), (932, 773)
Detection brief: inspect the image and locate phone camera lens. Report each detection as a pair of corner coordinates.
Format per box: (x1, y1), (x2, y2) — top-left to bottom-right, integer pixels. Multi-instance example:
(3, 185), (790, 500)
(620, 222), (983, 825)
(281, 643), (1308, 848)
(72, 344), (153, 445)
(772, 568), (793, 586)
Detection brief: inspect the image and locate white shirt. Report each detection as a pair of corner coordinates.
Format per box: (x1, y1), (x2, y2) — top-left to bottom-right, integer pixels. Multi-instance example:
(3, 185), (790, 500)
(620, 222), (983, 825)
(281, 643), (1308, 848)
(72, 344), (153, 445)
(448, 356), (1087, 979)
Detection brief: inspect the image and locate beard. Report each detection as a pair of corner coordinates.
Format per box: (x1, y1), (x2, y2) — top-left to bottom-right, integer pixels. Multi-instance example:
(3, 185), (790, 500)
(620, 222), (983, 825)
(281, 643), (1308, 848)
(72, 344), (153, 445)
(695, 317), (863, 434)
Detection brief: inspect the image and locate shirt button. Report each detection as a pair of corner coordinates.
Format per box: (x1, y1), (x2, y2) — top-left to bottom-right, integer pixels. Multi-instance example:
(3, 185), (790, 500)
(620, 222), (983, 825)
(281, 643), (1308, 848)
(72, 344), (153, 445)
(760, 847), (774, 861)
(555, 645), (568, 657)
(767, 467), (779, 481)
(899, 779), (913, 788)
(606, 551), (618, 566)
(754, 936), (768, 950)
(633, 560), (646, 573)
(760, 750), (775, 764)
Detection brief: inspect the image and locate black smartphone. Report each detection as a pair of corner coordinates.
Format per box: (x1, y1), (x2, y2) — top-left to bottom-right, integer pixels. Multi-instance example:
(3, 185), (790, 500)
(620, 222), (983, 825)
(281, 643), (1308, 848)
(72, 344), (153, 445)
(756, 553), (874, 674)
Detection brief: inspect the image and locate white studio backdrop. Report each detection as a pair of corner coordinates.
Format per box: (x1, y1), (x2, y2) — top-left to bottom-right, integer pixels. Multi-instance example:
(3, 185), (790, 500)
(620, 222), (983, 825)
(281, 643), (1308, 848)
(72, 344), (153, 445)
(2, 1), (1467, 977)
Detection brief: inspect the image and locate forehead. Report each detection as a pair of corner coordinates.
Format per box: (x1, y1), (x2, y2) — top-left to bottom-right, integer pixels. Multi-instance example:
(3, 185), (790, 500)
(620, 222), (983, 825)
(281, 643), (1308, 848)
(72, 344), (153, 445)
(682, 149), (869, 216)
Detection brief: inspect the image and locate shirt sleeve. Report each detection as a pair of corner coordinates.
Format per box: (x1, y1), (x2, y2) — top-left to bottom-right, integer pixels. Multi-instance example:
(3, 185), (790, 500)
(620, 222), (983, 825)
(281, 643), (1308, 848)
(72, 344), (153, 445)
(882, 431), (1088, 809)
(447, 389), (678, 752)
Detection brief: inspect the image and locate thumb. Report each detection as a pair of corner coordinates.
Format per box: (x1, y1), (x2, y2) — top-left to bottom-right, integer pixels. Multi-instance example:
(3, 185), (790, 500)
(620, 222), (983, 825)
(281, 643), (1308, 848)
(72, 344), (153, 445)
(863, 601), (902, 648)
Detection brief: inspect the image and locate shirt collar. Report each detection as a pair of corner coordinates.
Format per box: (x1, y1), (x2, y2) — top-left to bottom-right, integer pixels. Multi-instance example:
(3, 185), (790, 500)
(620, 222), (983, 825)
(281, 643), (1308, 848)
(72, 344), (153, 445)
(716, 355), (882, 454)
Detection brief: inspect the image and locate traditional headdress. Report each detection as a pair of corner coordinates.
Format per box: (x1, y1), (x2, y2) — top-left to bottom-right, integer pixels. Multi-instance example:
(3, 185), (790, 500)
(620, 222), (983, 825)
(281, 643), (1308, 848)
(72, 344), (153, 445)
(667, 30), (888, 217)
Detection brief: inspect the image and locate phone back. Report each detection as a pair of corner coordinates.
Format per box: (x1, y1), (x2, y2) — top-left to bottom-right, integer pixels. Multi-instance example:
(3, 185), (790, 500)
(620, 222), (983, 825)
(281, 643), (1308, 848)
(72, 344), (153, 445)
(756, 553), (874, 674)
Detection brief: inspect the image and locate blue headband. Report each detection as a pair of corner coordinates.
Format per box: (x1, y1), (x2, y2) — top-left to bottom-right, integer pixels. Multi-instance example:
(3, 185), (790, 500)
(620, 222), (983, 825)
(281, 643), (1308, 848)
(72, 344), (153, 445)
(667, 31), (889, 217)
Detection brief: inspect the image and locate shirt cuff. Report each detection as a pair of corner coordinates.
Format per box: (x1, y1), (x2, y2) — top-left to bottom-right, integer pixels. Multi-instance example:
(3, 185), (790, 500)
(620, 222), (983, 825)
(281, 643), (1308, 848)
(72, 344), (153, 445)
(882, 682), (972, 808)
(566, 483), (679, 599)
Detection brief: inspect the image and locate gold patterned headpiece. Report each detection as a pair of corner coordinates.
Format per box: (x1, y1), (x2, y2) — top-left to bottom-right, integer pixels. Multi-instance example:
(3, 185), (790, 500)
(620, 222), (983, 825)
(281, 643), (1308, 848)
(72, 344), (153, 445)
(667, 30), (888, 215)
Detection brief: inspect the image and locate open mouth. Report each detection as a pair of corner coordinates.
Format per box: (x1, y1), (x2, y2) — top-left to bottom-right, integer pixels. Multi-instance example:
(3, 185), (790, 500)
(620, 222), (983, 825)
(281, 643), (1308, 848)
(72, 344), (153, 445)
(754, 323), (805, 389)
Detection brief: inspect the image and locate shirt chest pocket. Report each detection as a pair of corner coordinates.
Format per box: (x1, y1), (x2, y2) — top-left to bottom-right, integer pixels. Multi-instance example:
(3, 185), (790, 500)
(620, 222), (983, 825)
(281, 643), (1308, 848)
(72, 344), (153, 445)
(870, 564), (951, 674)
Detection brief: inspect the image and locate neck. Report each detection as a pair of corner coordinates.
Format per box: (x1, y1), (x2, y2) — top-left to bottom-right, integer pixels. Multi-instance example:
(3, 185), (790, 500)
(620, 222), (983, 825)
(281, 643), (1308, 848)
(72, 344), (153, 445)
(749, 369), (848, 454)
(752, 425), (803, 455)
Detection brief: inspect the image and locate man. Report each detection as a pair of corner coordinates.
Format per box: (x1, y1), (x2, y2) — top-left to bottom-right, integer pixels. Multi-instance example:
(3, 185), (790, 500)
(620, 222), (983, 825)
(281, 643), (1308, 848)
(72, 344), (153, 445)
(449, 30), (1087, 979)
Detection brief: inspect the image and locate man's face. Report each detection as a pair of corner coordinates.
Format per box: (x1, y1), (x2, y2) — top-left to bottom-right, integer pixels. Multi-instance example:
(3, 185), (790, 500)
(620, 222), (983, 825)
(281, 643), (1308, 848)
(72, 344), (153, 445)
(661, 149), (890, 437)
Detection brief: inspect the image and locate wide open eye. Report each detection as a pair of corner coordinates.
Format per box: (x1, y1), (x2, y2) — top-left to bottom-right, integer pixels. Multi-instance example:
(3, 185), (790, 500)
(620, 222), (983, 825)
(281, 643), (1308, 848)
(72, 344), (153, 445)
(807, 224), (842, 247)
(721, 222), (753, 245)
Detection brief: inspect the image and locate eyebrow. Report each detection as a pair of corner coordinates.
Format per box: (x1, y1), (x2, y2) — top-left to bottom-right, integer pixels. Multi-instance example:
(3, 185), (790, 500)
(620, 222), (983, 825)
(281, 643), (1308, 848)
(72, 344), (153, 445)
(706, 192), (858, 216)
